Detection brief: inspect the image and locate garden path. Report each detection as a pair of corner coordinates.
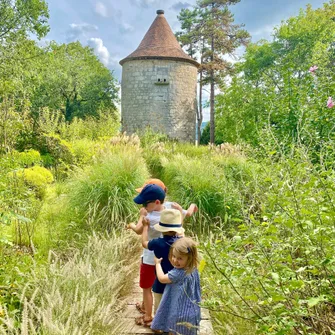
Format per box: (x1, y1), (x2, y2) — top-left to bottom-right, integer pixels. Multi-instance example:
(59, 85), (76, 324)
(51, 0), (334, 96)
(119, 277), (214, 334)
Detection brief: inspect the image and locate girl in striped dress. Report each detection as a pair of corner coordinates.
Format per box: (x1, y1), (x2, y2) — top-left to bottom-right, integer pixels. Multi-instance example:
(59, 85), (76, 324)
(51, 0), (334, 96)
(151, 237), (201, 335)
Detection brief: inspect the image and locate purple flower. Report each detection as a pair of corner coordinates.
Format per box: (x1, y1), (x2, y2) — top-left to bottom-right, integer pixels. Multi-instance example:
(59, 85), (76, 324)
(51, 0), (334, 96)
(309, 65), (318, 74)
(327, 97), (334, 108)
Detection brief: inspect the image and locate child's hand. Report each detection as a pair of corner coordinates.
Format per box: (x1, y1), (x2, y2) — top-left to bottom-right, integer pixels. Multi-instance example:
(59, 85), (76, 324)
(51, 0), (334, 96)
(126, 223), (135, 230)
(154, 256), (163, 265)
(139, 208), (148, 217)
(142, 217), (149, 226)
(171, 202), (182, 212)
(192, 204), (198, 213)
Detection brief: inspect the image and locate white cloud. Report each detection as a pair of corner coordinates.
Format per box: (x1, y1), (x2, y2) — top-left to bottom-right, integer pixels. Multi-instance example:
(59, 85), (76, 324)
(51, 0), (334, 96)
(130, 0), (161, 8)
(69, 23), (98, 33)
(170, 2), (192, 11)
(66, 23), (98, 41)
(119, 22), (134, 33)
(95, 1), (108, 18)
(88, 37), (110, 66)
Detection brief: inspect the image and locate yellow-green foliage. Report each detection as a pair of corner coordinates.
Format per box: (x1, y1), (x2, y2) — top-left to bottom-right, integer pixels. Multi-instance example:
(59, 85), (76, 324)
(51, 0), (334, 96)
(16, 166), (54, 198)
(14, 149), (42, 167)
(61, 112), (120, 141)
(70, 139), (97, 166)
(0, 150), (42, 170)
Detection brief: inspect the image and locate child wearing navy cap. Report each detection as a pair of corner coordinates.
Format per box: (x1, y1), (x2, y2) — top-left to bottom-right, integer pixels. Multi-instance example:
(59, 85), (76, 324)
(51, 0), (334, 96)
(128, 184), (197, 328)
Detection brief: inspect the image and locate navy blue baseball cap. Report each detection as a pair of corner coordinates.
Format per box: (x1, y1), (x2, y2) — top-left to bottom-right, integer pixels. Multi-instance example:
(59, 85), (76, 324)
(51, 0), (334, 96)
(133, 184), (166, 204)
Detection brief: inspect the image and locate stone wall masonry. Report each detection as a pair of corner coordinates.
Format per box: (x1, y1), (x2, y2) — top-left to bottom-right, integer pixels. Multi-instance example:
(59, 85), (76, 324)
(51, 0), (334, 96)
(121, 59), (198, 142)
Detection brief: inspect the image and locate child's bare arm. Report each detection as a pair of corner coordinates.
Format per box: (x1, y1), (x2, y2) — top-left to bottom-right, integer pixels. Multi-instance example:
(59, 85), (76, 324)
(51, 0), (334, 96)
(154, 257), (172, 284)
(185, 203), (198, 218)
(171, 202), (184, 223)
(141, 218), (150, 249)
(126, 208), (147, 235)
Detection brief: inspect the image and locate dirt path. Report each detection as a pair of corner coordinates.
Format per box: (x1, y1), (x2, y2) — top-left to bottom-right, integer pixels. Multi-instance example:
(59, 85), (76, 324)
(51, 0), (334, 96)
(120, 277), (214, 334)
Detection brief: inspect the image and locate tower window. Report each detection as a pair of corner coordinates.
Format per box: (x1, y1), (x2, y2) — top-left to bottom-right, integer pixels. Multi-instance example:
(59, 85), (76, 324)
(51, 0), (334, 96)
(155, 77), (169, 85)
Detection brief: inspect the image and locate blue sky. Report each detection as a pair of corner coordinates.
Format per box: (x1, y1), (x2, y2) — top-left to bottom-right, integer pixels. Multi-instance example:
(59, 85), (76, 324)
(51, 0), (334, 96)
(45, 0), (327, 80)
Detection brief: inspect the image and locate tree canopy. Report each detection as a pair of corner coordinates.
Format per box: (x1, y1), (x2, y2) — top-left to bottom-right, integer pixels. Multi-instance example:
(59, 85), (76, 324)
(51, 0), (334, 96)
(214, 2), (335, 160)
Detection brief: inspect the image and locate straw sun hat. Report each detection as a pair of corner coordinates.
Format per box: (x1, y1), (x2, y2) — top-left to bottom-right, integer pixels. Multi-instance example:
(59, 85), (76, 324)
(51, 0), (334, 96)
(154, 209), (185, 234)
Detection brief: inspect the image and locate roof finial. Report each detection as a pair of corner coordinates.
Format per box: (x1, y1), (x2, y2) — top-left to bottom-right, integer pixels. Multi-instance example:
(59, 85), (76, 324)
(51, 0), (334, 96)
(156, 9), (164, 15)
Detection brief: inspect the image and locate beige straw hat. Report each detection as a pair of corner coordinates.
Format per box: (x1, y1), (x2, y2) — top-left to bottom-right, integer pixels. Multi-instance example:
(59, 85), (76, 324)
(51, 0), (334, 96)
(154, 209), (185, 234)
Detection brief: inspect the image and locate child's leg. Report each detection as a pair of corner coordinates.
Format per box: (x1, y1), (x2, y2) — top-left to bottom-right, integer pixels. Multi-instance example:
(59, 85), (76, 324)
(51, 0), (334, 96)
(138, 261), (155, 322)
(143, 288), (153, 320)
(153, 292), (163, 314)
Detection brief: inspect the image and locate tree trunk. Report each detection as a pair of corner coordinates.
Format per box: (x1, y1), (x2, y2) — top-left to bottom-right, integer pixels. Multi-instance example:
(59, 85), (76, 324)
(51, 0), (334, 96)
(210, 31), (215, 144)
(210, 75), (215, 144)
(197, 70), (203, 145)
(65, 98), (72, 121)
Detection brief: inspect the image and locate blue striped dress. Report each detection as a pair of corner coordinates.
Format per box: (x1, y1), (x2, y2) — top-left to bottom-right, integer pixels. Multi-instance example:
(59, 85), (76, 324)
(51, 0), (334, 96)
(151, 268), (201, 335)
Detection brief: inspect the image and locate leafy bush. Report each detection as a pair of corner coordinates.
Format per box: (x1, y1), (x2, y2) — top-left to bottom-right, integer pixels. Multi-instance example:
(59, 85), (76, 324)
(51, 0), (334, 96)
(36, 134), (74, 166)
(61, 111), (120, 141)
(0, 246), (36, 324)
(14, 166), (54, 199)
(70, 138), (97, 166)
(201, 153), (335, 334)
(9, 150), (42, 168)
(0, 99), (33, 154)
(0, 150), (42, 170)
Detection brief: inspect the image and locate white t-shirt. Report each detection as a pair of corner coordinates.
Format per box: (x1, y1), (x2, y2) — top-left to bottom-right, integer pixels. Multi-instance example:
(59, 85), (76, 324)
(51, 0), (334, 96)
(142, 202), (187, 265)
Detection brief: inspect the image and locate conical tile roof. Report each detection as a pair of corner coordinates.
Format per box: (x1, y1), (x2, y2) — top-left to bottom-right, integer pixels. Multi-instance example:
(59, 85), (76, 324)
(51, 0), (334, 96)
(119, 10), (199, 67)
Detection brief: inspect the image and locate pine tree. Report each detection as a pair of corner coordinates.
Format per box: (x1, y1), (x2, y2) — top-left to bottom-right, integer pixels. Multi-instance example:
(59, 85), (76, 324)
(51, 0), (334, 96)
(178, 0), (250, 144)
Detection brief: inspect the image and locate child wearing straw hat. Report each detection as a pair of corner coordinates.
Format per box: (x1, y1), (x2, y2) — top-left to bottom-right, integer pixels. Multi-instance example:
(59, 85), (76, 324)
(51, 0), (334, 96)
(128, 180), (198, 326)
(128, 185), (189, 328)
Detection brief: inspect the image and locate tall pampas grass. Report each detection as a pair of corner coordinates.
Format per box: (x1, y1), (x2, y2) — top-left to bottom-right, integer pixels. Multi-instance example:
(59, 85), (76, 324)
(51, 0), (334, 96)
(0, 231), (140, 334)
(67, 145), (149, 231)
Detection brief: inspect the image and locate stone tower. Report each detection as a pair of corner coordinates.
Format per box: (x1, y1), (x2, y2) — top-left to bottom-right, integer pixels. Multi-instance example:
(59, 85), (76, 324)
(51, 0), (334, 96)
(119, 9), (199, 142)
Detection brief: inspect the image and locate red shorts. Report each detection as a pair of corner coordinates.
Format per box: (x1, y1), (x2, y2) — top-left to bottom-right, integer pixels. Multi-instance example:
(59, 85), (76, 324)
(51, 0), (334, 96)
(139, 262), (156, 289)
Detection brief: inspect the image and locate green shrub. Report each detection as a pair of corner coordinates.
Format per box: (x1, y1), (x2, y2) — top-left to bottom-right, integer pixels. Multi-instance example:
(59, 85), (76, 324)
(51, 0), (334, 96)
(35, 134), (75, 179)
(61, 111), (120, 141)
(70, 138), (97, 166)
(0, 245), (36, 323)
(0, 150), (42, 170)
(201, 154), (335, 335)
(13, 149), (42, 167)
(33, 134), (74, 166)
(15, 166), (54, 199)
